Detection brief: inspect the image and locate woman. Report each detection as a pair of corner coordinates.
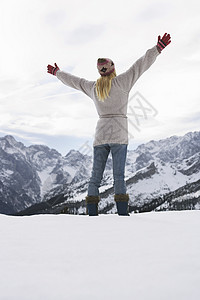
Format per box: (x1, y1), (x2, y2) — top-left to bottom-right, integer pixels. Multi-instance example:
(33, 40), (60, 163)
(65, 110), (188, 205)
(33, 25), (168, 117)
(47, 33), (171, 216)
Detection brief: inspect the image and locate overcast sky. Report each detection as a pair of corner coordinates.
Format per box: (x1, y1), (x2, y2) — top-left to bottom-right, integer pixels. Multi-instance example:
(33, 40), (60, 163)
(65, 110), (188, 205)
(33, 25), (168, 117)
(1, 0), (200, 155)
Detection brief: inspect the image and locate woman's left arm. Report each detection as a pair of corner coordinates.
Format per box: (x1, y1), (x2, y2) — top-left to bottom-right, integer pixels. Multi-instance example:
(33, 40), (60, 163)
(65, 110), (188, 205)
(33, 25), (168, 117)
(47, 63), (95, 99)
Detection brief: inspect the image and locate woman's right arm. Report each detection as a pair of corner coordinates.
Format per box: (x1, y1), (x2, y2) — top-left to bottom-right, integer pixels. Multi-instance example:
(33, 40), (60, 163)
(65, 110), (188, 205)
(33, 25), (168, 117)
(116, 33), (171, 93)
(116, 45), (160, 93)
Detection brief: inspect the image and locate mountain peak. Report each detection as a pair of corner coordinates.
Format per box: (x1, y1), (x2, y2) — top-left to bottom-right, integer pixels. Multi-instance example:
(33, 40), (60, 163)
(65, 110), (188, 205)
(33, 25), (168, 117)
(65, 149), (83, 157)
(3, 135), (18, 144)
(0, 135), (25, 151)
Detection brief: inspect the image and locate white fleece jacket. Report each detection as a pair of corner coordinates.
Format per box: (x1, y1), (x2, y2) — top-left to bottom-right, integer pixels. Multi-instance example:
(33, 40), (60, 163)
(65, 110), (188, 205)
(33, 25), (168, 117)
(56, 45), (160, 146)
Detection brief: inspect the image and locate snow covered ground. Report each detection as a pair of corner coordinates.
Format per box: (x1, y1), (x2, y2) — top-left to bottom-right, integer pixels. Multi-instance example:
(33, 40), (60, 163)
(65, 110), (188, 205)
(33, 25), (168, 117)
(0, 211), (200, 300)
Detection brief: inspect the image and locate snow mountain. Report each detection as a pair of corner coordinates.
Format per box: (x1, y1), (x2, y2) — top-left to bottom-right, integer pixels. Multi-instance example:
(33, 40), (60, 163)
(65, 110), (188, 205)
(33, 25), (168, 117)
(0, 135), (92, 214)
(0, 131), (200, 215)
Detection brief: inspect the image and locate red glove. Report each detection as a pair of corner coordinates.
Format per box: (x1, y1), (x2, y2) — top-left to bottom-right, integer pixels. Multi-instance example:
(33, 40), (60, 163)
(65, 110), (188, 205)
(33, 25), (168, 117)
(47, 63), (59, 75)
(157, 33), (171, 52)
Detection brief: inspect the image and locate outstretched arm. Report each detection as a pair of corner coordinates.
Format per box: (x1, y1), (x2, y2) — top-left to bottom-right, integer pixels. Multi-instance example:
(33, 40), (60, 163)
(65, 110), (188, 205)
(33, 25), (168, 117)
(116, 33), (171, 93)
(47, 63), (95, 99)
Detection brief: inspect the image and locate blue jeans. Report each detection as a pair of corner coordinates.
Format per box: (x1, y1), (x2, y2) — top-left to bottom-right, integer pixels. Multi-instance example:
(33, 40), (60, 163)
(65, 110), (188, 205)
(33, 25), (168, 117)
(87, 143), (127, 196)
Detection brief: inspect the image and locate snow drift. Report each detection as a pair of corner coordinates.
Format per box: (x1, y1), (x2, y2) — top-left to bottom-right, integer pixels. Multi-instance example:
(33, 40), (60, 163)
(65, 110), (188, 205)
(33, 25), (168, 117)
(0, 211), (200, 300)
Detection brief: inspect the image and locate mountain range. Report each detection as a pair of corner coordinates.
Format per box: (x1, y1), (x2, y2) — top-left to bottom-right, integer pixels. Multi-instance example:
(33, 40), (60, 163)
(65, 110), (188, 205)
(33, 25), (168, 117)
(0, 131), (199, 215)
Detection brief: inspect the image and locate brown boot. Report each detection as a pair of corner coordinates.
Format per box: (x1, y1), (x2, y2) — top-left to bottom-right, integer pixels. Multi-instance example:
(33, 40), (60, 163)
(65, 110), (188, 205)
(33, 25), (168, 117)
(85, 195), (100, 216)
(114, 194), (129, 216)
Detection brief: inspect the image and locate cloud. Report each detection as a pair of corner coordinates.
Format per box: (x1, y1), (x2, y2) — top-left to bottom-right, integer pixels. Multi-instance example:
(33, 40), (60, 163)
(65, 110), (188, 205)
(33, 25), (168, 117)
(178, 111), (200, 125)
(0, 0), (200, 153)
(66, 24), (106, 45)
(44, 10), (68, 28)
(136, 1), (174, 22)
(0, 79), (97, 138)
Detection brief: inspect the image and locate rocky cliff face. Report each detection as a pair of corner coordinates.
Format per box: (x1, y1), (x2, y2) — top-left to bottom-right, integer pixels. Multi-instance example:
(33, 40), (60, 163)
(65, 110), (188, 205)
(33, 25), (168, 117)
(0, 135), (92, 214)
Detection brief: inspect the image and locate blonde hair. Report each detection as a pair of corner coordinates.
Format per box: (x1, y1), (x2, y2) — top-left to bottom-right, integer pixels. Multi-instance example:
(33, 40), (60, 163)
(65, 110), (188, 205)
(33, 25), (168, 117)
(95, 71), (116, 102)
